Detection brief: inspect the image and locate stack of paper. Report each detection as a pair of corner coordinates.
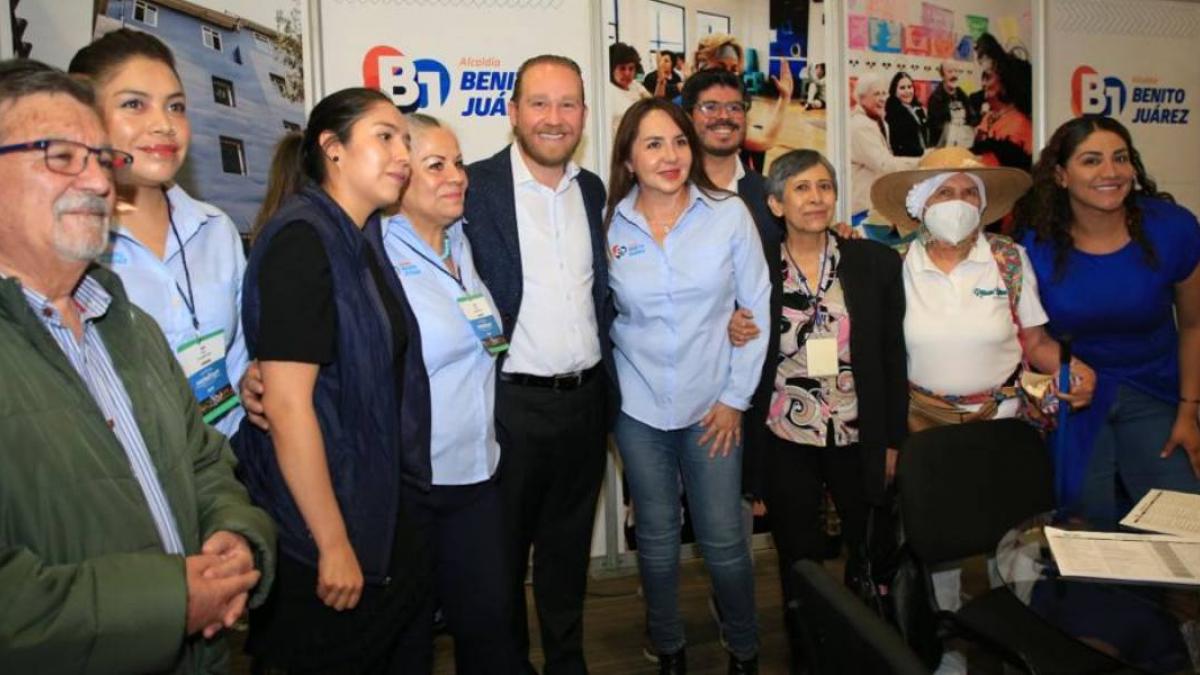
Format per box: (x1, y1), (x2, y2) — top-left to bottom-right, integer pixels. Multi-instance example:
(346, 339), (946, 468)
(1121, 489), (1200, 539)
(1045, 490), (1200, 586)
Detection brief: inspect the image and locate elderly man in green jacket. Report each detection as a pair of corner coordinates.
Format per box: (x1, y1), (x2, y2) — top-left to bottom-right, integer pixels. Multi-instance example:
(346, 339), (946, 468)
(0, 60), (276, 673)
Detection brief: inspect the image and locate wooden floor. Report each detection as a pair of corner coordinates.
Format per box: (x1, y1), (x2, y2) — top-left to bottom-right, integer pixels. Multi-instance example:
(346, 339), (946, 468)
(471, 551), (798, 675)
(229, 550), (798, 674)
(231, 549), (996, 674)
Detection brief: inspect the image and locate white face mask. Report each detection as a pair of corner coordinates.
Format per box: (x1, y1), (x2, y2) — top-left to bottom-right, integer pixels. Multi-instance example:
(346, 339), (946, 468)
(923, 199), (981, 245)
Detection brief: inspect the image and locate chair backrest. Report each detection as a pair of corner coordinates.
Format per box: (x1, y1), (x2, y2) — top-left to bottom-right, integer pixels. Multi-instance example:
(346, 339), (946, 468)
(793, 560), (931, 675)
(897, 418), (1054, 565)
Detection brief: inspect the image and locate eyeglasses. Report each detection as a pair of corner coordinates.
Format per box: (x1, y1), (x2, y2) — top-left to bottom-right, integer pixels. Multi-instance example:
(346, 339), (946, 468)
(695, 100), (750, 117)
(0, 139), (133, 175)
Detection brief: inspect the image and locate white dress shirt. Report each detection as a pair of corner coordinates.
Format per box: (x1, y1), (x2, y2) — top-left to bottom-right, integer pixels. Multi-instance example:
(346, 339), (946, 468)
(721, 159), (746, 193)
(503, 146), (602, 375)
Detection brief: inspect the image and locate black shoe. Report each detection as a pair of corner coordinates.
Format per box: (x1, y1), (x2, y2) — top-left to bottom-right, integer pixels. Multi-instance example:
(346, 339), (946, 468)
(727, 653), (758, 675)
(657, 648), (687, 675)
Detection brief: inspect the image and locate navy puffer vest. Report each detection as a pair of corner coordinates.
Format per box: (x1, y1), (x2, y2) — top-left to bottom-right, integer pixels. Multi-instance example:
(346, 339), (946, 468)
(236, 186), (431, 582)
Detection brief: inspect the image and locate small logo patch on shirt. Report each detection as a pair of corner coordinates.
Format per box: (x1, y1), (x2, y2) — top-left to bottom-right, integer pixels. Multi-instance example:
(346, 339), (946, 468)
(973, 286), (1009, 298)
(611, 243), (646, 260)
(396, 259), (422, 276)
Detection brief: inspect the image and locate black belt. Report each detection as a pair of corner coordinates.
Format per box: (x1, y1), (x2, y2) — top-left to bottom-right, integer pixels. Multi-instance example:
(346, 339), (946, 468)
(500, 365), (599, 391)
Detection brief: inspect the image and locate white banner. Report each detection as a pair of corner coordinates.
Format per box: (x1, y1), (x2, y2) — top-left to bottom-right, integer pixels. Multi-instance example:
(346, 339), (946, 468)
(1046, 0), (1200, 213)
(316, 0), (602, 170)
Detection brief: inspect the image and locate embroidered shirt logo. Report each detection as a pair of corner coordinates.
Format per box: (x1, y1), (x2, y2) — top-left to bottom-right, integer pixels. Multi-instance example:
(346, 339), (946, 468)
(973, 286), (1009, 298)
(395, 259), (422, 276)
(611, 243), (646, 260)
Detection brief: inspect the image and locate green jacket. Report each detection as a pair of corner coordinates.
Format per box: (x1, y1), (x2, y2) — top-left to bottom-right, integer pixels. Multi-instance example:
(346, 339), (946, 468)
(0, 267), (276, 674)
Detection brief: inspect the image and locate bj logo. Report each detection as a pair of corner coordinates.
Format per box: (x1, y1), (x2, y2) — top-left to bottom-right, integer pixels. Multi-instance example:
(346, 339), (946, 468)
(1071, 65), (1126, 117)
(362, 46), (451, 112)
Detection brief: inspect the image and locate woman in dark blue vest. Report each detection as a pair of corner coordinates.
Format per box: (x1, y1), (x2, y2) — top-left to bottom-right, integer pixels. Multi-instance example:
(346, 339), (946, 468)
(234, 88), (433, 673)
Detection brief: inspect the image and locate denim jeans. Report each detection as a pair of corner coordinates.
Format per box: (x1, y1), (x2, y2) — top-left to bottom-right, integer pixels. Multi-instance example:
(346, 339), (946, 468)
(614, 412), (758, 660)
(1079, 385), (1200, 524)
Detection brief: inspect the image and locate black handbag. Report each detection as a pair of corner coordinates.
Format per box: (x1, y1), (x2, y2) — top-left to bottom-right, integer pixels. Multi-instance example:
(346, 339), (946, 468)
(849, 501), (944, 669)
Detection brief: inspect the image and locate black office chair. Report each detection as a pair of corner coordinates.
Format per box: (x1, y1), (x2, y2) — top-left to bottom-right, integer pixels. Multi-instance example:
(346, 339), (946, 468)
(897, 419), (1141, 674)
(793, 559), (930, 675)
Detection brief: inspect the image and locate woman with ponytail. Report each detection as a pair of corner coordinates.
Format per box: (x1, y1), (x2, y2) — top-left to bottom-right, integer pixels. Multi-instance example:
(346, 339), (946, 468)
(69, 29), (249, 437)
(235, 88), (433, 673)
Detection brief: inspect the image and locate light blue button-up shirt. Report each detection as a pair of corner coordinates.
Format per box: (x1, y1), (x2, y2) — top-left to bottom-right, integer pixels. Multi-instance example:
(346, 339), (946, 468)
(608, 184), (771, 430)
(100, 185), (247, 436)
(20, 275), (185, 554)
(383, 215), (501, 486)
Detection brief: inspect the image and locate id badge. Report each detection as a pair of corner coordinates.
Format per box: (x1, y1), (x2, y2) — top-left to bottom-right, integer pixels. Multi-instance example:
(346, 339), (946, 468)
(176, 329), (239, 424)
(805, 333), (840, 378)
(457, 293), (509, 355)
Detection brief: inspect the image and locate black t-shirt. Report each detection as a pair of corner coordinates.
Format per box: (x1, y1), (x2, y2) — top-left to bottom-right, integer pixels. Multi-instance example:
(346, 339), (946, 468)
(257, 221), (407, 371)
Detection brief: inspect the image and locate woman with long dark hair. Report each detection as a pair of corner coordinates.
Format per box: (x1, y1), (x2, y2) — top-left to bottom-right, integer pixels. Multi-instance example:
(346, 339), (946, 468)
(69, 30), (248, 436)
(604, 97), (770, 674)
(972, 55), (1033, 170)
(1015, 116), (1200, 519)
(885, 71), (928, 157)
(235, 88), (432, 673)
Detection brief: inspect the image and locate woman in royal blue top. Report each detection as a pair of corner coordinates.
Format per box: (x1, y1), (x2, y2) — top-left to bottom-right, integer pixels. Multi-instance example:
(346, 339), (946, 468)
(1015, 116), (1200, 520)
(69, 30), (247, 436)
(605, 97), (770, 674)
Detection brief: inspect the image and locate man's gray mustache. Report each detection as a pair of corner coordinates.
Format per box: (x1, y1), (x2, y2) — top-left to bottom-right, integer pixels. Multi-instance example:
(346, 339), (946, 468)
(54, 194), (110, 218)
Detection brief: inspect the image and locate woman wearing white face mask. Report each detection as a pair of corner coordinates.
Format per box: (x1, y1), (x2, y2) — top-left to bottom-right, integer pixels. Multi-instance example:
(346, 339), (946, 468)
(870, 147), (1096, 431)
(871, 149), (1097, 673)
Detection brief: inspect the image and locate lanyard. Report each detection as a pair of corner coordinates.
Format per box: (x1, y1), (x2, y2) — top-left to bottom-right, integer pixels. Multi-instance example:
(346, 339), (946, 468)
(784, 232), (830, 325)
(166, 196), (200, 331)
(399, 235), (465, 293)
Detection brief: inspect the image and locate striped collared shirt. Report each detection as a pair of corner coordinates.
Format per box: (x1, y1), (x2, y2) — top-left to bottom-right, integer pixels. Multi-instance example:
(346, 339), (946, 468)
(20, 275), (185, 554)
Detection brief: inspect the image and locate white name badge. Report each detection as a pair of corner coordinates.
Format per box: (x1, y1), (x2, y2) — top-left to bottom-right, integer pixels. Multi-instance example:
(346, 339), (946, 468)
(805, 335), (840, 378)
(457, 293), (509, 355)
(176, 329), (239, 424)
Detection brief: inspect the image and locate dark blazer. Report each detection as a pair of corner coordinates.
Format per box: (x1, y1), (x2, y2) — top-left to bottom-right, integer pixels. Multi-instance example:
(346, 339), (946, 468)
(885, 97), (929, 157)
(736, 170), (783, 499)
(926, 85), (977, 147)
(737, 170), (783, 245)
(462, 145), (618, 415)
(745, 235), (908, 506)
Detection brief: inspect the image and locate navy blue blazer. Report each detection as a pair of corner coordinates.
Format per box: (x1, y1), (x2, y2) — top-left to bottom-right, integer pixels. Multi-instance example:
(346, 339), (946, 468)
(463, 145), (618, 416)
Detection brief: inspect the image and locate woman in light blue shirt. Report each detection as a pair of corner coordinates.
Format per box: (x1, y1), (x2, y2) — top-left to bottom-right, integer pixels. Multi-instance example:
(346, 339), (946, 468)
(69, 30), (247, 436)
(605, 97), (771, 674)
(381, 114), (516, 670)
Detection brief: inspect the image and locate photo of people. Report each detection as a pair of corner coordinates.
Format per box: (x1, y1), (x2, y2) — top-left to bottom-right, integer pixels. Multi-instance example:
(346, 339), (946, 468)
(601, 0), (827, 178)
(845, 0), (1032, 244)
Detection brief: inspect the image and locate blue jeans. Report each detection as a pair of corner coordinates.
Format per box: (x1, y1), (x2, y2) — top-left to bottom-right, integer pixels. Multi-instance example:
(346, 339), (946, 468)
(614, 412), (758, 660)
(1079, 386), (1200, 524)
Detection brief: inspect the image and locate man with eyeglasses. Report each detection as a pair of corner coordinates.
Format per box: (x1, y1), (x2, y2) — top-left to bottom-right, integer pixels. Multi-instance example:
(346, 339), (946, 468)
(0, 59), (275, 673)
(682, 68), (781, 249)
(674, 66), (781, 661)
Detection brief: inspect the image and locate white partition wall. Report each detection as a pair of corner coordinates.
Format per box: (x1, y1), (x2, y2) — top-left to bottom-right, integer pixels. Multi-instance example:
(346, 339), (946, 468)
(1045, 0), (1200, 213)
(313, 0), (604, 170)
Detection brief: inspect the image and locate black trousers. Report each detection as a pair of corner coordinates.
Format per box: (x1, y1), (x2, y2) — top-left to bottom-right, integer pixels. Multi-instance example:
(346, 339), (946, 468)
(399, 478), (519, 675)
(245, 510), (430, 674)
(764, 434), (890, 606)
(496, 371), (608, 675)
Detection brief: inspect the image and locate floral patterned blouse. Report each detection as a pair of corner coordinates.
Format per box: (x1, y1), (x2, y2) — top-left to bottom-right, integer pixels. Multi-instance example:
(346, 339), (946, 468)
(767, 236), (860, 447)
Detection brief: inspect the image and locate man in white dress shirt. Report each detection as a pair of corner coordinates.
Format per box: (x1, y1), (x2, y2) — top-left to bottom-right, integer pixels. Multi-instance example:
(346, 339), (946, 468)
(463, 55), (613, 675)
